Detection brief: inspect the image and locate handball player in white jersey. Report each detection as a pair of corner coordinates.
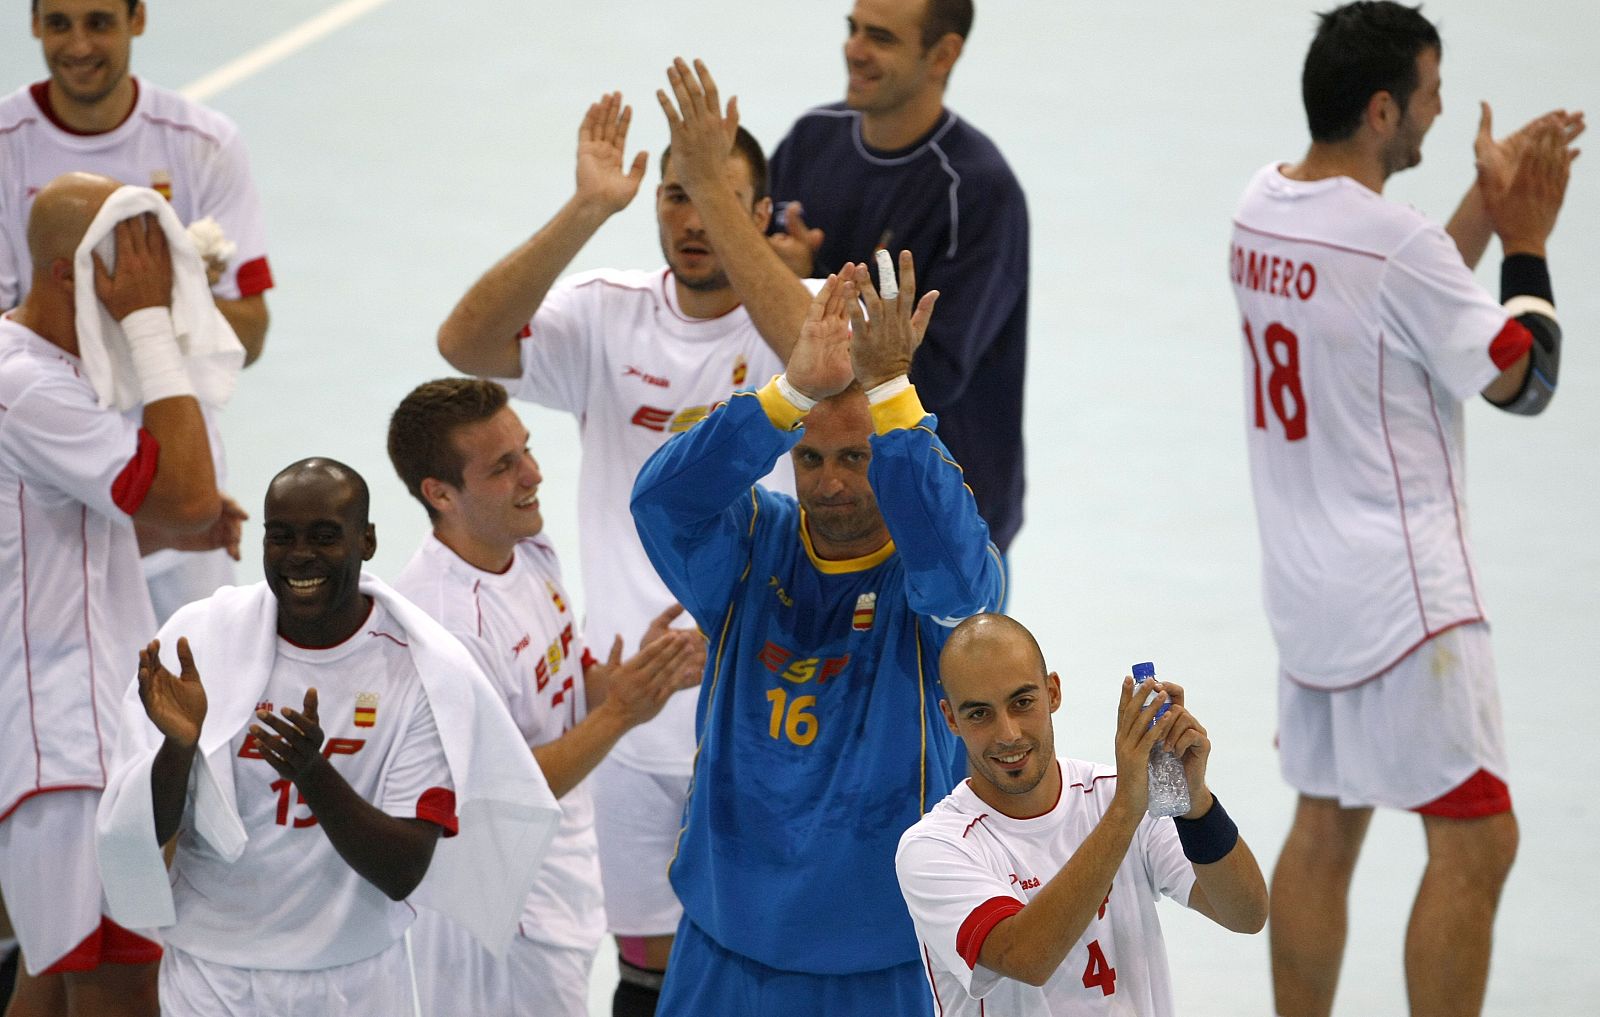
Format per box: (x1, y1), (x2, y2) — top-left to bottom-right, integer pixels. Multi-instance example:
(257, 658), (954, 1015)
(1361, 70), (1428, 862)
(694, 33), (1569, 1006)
(1227, 4), (1581, 1014)
(5, 0), (278, 626)
(897, 615), (1266, 1016)
(97, 459), (558, 1016)
(0, 172), (230, 1017)
(389, 377), (703, 1016)
(436, 61), (818, 1011)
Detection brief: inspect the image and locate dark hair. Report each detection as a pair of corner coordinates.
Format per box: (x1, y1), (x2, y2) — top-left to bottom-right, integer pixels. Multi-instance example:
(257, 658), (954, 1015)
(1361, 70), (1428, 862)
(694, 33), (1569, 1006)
(32, 0), (141, 15)
(387, 377), (509, 520)
(660, 125), (769, 202)
(920, 0), (974, 50)
(1302, 2), (1441, 143)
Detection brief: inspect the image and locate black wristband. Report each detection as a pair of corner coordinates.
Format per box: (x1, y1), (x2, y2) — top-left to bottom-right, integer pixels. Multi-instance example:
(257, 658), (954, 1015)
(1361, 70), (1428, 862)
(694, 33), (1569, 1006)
(1172, 794), (1239, 865)
(1501, 254), (1554, 306)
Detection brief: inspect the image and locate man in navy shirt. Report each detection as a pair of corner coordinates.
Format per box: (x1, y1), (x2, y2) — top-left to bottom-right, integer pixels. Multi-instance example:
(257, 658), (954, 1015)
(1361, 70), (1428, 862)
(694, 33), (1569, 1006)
(768, 0), (1030, 558)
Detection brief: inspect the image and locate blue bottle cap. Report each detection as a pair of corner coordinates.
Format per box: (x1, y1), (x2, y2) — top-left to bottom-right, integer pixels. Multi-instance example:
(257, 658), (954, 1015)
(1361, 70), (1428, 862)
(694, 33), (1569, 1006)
(1131, 661), (1155, 680)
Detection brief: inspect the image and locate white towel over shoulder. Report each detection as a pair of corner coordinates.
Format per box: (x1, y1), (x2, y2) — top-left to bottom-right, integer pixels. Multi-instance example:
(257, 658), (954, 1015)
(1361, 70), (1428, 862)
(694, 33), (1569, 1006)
(95, 574), (562, 958)
(73, 186), (245, 412)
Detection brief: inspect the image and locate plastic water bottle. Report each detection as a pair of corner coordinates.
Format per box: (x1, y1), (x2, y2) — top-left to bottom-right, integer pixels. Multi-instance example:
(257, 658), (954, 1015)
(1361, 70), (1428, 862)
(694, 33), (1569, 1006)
(1132, 661), (1191, 819)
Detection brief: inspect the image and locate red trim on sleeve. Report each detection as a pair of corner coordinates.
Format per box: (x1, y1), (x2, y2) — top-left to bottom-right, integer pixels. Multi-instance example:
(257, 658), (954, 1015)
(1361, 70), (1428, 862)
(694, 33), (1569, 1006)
(234, 256), (274, 297)
(40, 917), (162, 973)
(110, 428), (159, 515)
(956, 896), (1025, 970)
(417, 786), (459, 837)
(1488, 318), (1533, 371)
(516, 323), (532, 339)
(1415, 768), (1511, 819)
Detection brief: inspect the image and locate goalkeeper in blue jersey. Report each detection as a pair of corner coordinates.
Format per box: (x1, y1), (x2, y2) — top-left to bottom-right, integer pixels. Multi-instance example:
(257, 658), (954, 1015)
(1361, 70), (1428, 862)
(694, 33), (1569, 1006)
(631, 251), (1005, 1016)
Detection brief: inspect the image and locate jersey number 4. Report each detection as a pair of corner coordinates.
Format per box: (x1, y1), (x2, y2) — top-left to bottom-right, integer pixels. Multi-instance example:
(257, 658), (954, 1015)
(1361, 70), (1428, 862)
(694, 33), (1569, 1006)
(1082, 939), (1117, 997)
(1242, 318), (1307, 441)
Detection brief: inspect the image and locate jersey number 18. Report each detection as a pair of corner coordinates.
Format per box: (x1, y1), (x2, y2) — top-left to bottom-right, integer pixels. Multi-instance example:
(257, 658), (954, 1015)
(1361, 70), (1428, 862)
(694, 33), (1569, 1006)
(1242, 318), (1307, 441)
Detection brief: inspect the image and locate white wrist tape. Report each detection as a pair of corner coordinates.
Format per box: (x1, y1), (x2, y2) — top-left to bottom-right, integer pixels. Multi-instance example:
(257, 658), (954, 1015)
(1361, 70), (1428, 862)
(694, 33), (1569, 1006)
(874, 248), (899, 301)
(121, 307), (194, 403)
(865, 374), (911, 405)
(776, 373), (819, 412)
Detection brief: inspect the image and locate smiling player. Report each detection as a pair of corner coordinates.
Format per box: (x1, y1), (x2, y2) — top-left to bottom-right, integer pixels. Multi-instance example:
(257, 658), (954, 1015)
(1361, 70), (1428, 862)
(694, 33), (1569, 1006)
(896, 614), (1266, 1016)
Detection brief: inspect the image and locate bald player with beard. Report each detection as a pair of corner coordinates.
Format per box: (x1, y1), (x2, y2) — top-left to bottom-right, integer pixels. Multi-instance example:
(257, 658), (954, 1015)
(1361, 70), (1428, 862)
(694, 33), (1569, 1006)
(897, 615), (1266, 1016)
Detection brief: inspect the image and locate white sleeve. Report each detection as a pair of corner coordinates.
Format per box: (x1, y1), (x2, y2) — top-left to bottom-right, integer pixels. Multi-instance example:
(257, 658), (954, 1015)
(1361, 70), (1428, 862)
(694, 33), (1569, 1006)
(895, 826), (1024, 999)
(379, 691), (457, 832)
(507, 275), (597, 414)
(1138, 815), (1199, 908)
(1381, 224), (1513, 401)
(195, 128), (271, 300)
(0, 374), (143, 517)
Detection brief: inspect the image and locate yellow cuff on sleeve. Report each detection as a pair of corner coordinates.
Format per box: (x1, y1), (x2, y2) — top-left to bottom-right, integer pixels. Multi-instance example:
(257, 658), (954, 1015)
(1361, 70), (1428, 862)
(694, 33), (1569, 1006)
(869, 385), (927, 435)
(756, 375), (810, 431)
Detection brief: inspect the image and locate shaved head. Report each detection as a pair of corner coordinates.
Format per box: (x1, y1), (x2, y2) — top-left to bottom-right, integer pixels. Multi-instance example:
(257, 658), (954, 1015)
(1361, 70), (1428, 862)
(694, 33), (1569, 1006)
(940, 613), (1047, 699)
(26, 171), (120, 266)
(266, 457), (371, 525)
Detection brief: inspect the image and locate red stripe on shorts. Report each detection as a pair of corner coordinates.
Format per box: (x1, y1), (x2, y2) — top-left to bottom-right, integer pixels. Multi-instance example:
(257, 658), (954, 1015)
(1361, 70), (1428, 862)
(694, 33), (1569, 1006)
(41, 917), (161, 973)
(1415, 768), (1511, 819)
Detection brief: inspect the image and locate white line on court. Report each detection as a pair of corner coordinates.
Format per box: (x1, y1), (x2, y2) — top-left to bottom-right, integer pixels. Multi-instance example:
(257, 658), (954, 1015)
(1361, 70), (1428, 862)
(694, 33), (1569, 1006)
(179, 0), (395, 102)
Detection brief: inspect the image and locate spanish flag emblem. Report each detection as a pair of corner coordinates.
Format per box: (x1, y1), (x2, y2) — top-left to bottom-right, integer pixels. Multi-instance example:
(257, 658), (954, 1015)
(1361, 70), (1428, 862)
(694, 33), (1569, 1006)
(732, 355), (748, 387)
(852, 592), (877, 632)
(546, 581), (566, 614)
(354, 692), (379, 728)
(150, 170), (173, 201)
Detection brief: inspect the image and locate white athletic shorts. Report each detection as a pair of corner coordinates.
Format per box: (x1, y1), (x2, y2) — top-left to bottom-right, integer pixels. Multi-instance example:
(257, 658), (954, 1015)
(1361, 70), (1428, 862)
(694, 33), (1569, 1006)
(159, 938), (413, 1017)
(411, 908), (594, 1017)
(0, 789), (158, 975)
(590, 755), (689, 936)
(1279, 623), (1510, 813)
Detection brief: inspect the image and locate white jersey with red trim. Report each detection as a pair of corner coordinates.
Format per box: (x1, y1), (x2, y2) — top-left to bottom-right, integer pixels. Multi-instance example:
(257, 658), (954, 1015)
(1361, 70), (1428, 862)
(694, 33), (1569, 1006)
(1229, 164), (1526, 689)
(0, 78), (274, 310)
(896, 760), (1196, 1017)
(505, 267), (808, 775)
(164, 601), (456, 971)
(395, 533), (604, 951)
(0, 315), (155, 822)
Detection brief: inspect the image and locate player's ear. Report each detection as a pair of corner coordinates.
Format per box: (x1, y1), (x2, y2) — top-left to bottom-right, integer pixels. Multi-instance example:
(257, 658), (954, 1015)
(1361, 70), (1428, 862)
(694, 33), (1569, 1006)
(1046, 672), (1062, 713)
(130, 2), (147, 36)
(1366, 89), (1399, 137)
(752, 195), (773, 233)
(420, 477), (452, 517)
(927, 33), (963, 80)
(362, 523), (376, 561)
(939, 698), (959, 735)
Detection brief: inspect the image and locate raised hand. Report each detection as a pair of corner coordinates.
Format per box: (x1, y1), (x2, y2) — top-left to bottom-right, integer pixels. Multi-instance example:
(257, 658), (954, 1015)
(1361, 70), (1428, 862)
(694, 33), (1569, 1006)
(1111, 675), (1178, 817)
(785, 272), (858, 401)
(1477, 103), (1583, 254)
(576, 92), (650, 215)
(93, 212), (173, 320)
(846, 250), (940, 389)
(768, 202), (824, 278)
(591, 628), (705, 729)
(656, 57), (739, 198)
(251, 688), (326, 783)
(1152, 681), (1215, 817)
(138, 637), (206, 749)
